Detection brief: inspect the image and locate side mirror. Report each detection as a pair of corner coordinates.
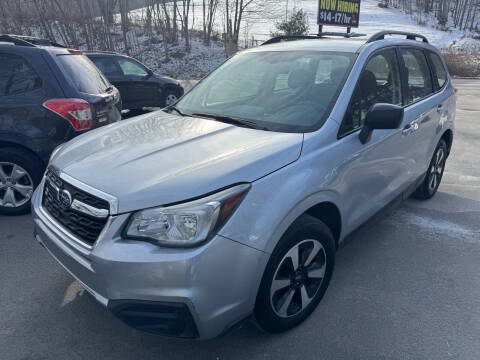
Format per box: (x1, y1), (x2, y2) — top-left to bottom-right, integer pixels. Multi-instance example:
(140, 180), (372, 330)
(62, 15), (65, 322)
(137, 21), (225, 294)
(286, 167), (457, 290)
(359, 103), (404, 144)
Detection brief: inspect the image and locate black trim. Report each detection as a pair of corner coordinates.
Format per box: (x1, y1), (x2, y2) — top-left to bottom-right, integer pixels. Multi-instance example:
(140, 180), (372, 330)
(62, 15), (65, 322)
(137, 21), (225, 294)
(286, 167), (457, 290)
(108, 300), (199, 339)
(396, 47), (409, 106)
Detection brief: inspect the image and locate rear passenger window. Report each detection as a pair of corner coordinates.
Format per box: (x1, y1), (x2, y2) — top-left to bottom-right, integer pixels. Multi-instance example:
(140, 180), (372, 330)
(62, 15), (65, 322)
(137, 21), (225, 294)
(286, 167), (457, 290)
(0, 53), (42, 96)
(400, 48), (433, 103)
(90, 57), (122, 77)
(340, 49), (402, 135)
(428, 52), (447, 89)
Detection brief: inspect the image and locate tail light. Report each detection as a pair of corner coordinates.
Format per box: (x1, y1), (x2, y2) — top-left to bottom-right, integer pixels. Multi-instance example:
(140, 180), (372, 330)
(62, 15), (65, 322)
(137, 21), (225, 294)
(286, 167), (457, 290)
(43, 99), (93, 131)
(68, 49), (83, 55)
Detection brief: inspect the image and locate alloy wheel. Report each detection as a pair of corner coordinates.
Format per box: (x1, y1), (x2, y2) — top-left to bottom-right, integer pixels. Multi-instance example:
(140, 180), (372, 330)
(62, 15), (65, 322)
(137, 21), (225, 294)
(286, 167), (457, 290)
(428, 147), (445, 193)
(165, 94), (178, 107)
(270, 239), (327, 318)
(0, 162), (34, 208)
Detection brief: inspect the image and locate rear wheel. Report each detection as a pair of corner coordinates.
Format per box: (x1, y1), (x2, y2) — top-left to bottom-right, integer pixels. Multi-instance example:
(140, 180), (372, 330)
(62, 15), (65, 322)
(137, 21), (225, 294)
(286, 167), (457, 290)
(254, 214), (335, 333)
(0, 148), (43, 215)
(412, 139), (447, 200)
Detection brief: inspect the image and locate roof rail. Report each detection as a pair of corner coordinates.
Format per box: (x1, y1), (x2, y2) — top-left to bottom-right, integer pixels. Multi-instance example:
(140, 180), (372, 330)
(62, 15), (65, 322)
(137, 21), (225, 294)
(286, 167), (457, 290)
(367, 31), (428, 43)
(262, 32), (366, 45)
(0, 34), (66, 48)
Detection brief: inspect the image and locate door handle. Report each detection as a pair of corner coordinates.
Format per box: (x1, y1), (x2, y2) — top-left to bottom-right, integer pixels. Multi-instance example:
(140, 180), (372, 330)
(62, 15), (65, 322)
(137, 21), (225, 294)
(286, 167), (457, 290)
(402, 124), (413, 135)
(437, 103), (443, 113)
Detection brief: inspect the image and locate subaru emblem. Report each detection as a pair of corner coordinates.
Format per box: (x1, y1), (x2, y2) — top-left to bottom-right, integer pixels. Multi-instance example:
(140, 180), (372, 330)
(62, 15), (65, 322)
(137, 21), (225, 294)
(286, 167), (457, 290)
(58, 189), (72, 209)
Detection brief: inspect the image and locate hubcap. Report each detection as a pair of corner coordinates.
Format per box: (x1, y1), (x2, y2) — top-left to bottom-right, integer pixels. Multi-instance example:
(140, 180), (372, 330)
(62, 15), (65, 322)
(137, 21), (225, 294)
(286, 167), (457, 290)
(270, 239), (326, 318)
(428, 147), (445, 193)
(165, 94), (178, 106)
(0, 162), (34, 208)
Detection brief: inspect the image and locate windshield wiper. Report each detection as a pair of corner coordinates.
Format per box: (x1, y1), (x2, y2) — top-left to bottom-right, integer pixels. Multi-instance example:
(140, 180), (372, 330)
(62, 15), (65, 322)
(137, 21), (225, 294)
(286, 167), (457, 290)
(165, 105), (190, 117)
(191, 112), (267, 130)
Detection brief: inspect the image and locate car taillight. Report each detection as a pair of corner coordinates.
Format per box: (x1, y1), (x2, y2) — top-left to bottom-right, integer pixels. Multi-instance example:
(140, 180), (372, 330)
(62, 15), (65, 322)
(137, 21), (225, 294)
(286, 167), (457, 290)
(68, 49), (83, 55)
(43, 99), (93, 131)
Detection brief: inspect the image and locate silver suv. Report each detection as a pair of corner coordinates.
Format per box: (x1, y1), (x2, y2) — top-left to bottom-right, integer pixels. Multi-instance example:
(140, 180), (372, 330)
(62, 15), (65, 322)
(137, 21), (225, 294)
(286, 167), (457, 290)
(32, 31), (455, 339)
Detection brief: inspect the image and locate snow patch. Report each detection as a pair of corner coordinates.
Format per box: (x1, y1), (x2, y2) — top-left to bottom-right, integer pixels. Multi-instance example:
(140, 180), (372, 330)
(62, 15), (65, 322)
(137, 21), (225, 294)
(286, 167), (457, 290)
(387, 210), (480, 243)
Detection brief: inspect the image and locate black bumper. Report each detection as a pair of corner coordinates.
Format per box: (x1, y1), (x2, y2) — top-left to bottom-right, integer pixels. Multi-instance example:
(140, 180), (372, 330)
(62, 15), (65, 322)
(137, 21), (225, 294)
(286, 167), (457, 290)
(108, 300), (199, 339)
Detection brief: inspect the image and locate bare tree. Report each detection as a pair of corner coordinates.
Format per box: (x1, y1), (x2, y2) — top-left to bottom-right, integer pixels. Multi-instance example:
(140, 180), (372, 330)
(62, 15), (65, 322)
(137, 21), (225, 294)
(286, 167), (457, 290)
(203, 0), (219, 45)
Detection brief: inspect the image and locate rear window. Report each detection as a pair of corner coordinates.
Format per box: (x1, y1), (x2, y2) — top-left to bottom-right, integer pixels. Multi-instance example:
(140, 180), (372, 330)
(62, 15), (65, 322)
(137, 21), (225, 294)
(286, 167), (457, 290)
(56, 54), (111, 94)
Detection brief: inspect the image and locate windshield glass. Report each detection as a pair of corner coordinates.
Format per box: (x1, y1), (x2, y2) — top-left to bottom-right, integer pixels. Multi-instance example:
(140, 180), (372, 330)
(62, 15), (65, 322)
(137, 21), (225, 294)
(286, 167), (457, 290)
(176, 51), (355, 132)
(56, 54), (111, 95)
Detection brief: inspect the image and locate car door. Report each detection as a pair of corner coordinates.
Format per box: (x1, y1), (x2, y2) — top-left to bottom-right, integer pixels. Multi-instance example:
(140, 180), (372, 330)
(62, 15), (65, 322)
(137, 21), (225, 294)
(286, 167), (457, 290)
(116, 57), (158, 108)
(398, 48), (438, 178)
(335, 47), (417, 232)
(424, 50), (454, 173)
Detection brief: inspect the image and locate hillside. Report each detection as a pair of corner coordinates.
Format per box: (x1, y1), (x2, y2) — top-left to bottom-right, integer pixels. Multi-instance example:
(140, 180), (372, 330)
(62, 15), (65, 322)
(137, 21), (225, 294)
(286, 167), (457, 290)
(244, 0), (479, 49)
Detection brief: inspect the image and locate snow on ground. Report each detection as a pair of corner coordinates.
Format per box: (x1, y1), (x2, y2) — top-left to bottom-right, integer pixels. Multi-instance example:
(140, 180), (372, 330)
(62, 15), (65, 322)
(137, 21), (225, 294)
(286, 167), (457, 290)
(130, 35), (225, 79)
(243, 0), (479, 49)
(123, 0), (480, 77)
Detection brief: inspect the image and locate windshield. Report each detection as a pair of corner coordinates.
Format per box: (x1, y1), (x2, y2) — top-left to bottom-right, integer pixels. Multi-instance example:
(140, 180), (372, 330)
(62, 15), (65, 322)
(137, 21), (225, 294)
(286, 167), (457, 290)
(56, 54), (111, 95)
(176, 51), (355, 133)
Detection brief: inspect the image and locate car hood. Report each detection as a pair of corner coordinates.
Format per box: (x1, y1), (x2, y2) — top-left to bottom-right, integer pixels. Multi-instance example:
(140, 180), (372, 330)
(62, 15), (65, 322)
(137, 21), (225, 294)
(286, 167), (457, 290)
(154, 74), (178, 85)
(52, 111), (303, 213)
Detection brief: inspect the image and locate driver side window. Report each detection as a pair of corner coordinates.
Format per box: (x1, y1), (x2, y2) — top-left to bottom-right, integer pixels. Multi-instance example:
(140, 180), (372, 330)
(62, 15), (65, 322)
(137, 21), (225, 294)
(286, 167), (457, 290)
(339, 49), (402, 137)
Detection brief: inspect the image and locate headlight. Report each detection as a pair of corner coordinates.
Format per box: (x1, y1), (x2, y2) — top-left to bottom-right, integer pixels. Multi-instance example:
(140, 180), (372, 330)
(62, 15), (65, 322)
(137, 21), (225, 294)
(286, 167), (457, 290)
(49, 143), (65, 163)
(125, 184), (251, 247)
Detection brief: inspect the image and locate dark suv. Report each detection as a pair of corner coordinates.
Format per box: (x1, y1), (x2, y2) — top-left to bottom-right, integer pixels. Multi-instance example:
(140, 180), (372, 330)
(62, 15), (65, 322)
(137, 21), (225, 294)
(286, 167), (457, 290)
(0, 35), (122, 215)
(86, 52), (184, 110)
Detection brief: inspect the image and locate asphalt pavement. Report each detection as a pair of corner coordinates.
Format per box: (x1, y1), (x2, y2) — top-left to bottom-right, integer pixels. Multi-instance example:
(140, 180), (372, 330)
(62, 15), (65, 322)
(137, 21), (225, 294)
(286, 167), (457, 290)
(0, 79), (479, 360)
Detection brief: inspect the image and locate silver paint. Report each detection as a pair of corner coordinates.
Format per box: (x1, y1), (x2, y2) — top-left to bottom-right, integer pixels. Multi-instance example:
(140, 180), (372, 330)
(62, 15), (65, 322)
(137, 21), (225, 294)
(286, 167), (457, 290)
(32, 37), (456, 339)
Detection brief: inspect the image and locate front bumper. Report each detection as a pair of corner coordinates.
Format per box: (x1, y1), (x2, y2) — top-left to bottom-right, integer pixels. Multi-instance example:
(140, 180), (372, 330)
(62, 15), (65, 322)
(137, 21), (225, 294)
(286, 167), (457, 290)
(31, 181), (269, 339)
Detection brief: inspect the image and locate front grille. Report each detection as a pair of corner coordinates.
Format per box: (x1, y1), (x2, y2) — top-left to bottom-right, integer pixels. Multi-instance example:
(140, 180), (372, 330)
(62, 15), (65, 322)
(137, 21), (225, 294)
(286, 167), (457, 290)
(42, 169), (109, 247)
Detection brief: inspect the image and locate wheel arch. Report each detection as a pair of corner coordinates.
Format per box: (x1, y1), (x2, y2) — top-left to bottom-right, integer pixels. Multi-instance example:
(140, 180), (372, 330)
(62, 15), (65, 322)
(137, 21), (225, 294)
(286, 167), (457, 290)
(304, 202), (342, 248)
(441, 129), (453, 156)
(164, 84), (182, 95)
(0, 141), (46, 167)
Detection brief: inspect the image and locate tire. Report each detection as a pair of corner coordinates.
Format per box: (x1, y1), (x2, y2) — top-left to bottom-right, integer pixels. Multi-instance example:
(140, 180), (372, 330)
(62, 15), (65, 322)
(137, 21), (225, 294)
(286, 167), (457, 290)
(254, 214), (336, 333)
(412, 139), (447, 200)
(0, 147), (44, 215)
(162, 88), (180, 108)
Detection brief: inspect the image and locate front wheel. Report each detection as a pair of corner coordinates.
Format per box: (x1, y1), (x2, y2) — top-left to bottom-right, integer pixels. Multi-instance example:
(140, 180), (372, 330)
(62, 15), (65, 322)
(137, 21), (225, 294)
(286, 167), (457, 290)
(254, 214), (336, 333)
(0, 148), (43, 215)
(412, 139), (447, 200)
(163, 89), (180, 107)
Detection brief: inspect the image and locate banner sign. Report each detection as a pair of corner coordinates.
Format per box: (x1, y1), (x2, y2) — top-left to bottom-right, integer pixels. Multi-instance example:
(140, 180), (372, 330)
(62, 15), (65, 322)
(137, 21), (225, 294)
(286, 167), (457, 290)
(318, 0), (361, 28)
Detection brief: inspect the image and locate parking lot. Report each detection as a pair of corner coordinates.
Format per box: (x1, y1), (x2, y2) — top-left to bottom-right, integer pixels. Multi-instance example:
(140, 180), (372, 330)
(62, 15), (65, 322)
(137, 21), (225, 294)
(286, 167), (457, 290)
(0, 79), (479, 360)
